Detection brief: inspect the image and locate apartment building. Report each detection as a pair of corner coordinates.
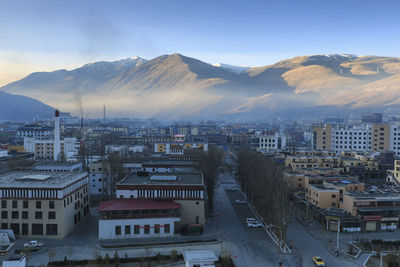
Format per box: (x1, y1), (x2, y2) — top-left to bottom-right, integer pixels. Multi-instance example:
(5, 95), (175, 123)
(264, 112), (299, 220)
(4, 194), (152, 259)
(313, 123), (400, 155)
(256, 132), (287, 152)
(312, 124), (332, 150)
(285, 155), (340, 170)
(0, 171), (89, 238)
(306, 184), (340, 209)
(16, 125), (53, 142)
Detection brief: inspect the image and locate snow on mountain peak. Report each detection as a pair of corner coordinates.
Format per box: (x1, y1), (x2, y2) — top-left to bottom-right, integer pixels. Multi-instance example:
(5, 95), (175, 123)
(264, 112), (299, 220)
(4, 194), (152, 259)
(213, 63), (251, 74)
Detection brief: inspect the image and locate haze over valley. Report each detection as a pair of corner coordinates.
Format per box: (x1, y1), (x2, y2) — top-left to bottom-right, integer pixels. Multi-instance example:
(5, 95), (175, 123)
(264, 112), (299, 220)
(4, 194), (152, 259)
(2, 54), (400, 121)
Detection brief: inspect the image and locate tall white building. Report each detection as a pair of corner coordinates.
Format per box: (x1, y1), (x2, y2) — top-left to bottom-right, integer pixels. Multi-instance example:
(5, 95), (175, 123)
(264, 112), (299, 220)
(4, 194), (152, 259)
(330, 125), (372, 153)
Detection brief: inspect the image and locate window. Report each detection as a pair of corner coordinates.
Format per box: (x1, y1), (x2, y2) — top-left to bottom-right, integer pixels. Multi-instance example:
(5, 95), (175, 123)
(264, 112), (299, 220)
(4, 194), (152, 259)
(35, 211), (42, 219)
(115, 225), (121, 235)
(22, 223), (28, 235)
(144, 225), (150, 234)
(49, 201), (55, 209)
(48, 211), (56, 220)
(10, 223), (19, 235)
(154, 224), (160, 234)
(1, 211), (7, 219)
(46, 224), (58, 236)
(1, 200), (6, 209)
(32, 224), (43, 235)
(134, 225), (140, 234)
(125, 225), (131, 235)
(164, 224), (170, 234)
(332, 195), (336, 198)
(1, 223), (7, 229)
(36, 201), (41, 209)
(23, 201), (28, 209)
(22, 211), (28, 219)
(12, 211), (18, 219)
(12, 200), (18, 209)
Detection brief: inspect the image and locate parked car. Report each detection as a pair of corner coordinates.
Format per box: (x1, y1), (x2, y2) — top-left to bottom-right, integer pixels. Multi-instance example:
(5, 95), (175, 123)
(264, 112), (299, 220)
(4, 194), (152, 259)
(24, 240), (43, 248)
(246, 218), (257, 224)
(247, 221), (263, 228)
(226, 186), (238, 191)
(235, 199), (246, 204)
(312, 256), (325, 266)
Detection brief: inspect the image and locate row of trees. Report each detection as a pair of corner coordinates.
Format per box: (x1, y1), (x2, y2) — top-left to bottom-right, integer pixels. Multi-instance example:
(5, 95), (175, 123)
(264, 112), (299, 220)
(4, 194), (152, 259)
(237, 148), (289, 241)
(200, 144), (223, 211)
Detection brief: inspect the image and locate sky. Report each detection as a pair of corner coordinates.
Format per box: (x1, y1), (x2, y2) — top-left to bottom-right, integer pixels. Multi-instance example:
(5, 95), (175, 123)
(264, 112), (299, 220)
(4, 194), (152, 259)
(1, 0), (400, 86)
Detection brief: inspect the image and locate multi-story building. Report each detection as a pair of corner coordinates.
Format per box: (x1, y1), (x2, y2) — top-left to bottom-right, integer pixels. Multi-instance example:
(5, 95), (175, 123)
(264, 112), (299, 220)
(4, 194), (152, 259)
(0, 171), (89, 238)
(24, 111), (78, 161)
(32, 162), (82, 172)
(98, 172), (205, 239)
(306, 184), (340, 209)
(16, 125), (53, 143)
(343, 191), (400, 232)
(154, 142), (208, 155)
(313, 123), (400, 156)
(256, 132), (287, 152)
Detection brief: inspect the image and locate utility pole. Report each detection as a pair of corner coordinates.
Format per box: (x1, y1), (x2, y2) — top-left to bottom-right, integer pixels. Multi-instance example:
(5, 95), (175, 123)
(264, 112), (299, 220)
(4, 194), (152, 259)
(306, 198), (309, 229)
(336, 220), (340, 256)
(103, 105), (106, 122)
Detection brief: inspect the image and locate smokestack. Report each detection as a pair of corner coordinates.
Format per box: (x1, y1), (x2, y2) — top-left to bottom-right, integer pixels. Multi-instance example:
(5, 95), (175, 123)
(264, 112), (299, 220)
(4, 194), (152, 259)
(54, 110), (61, 161)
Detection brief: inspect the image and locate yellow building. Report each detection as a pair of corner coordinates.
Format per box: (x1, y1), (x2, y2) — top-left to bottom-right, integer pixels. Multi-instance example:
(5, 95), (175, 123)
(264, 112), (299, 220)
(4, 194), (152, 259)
(312, 124), (332, 151)
(306, 184), (339, 209)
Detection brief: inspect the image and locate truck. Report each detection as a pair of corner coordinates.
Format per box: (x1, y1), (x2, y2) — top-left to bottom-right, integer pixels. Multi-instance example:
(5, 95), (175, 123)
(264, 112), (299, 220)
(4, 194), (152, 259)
(24, 240), (43, 248)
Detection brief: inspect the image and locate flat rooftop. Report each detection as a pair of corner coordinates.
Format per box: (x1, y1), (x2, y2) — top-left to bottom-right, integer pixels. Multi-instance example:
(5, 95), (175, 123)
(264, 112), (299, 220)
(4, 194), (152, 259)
(118, 172), (203, 186)
(182, 250), (218, 262)
(0, 171), (87, 189)
(33, 161), (81, 167)
(309, 184), (338, 192)
(99, 199), (181, 211)
(347, 190), (400, 199)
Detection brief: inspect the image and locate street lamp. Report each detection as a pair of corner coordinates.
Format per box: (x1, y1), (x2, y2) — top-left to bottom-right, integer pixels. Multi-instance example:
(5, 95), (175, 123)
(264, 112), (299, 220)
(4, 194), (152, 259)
(336, 220), (341, 256)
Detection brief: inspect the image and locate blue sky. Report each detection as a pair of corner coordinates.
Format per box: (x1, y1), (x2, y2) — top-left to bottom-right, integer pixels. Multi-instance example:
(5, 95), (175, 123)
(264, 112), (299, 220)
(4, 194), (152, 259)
(1, 0), (400, 85)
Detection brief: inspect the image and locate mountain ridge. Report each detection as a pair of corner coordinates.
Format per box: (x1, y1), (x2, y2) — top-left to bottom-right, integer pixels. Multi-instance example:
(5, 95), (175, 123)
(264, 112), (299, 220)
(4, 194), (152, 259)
(2, 53), (400, 120)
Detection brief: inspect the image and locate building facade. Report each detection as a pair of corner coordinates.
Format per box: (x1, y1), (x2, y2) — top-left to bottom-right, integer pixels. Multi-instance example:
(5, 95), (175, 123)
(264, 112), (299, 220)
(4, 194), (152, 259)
(0, 171), (89, 238)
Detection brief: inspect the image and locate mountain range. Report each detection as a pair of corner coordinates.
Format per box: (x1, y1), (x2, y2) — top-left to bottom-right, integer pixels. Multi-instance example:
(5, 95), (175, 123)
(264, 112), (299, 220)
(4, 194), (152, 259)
(2, 53), (400, 121)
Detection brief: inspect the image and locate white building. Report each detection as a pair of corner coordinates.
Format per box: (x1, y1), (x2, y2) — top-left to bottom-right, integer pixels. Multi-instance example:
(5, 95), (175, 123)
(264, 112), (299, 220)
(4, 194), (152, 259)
(0, 150), (8, 158)
(98, 199), (181, 240)
(24, 111), (78, 161)
(257, 132), (287, 152)
(182, 250), (218, 267)
(330, 125), (372, 153)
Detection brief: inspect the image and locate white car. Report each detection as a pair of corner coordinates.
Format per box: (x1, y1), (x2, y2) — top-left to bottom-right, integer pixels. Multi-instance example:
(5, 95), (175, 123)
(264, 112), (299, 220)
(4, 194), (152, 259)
(24, 240), (43, 248)
(247, 221), (263, 228)
(235, 199), (246, 204)
(246, 218), (257, 224)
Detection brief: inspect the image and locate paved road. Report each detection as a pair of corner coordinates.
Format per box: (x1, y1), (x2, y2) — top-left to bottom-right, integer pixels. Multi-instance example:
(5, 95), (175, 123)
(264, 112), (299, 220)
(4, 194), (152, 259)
(215, 171), (296, 267)
(286, 218), (360, 267)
